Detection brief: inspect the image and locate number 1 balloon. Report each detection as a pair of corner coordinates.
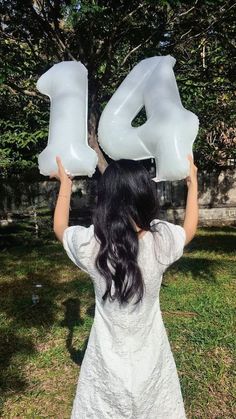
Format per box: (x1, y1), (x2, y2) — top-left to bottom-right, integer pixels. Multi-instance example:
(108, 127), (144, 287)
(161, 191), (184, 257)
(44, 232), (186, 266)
(36, 61), (98, 177)
(98, 55), (199, 181)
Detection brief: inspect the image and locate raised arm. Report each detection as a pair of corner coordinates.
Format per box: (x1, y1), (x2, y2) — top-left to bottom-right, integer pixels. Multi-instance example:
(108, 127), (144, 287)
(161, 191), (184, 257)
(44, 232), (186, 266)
(183, 155), (198, 245)
(50, 156), (73, 242)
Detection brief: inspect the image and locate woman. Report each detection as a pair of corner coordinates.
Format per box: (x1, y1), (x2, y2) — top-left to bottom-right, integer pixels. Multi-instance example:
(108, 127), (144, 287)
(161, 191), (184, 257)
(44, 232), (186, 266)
(51, 155), (198, 418)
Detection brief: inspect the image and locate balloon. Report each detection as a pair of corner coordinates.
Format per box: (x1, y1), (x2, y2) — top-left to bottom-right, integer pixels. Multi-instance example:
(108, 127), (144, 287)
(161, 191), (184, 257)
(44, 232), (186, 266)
(98, 55), (199, 181)
(37, 61), (98, 177)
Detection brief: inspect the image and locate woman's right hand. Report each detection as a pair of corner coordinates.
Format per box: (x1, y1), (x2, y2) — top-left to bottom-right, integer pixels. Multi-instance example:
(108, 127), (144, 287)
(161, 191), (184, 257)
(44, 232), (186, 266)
(186, 155), (198, 188)
(50, 156), (73, 186)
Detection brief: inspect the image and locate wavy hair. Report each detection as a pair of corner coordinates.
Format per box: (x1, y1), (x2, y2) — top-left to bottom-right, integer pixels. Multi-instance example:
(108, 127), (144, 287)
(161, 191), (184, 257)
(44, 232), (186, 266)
(93, 159), (158, 306)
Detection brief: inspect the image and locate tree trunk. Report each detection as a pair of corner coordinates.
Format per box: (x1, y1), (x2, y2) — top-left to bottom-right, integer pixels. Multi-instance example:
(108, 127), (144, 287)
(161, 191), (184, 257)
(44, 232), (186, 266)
(88, 93), (108, 175)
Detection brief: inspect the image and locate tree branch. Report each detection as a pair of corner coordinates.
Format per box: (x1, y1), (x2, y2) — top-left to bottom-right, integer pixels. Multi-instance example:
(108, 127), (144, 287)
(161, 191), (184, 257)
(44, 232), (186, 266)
(110, 2), (146, 38)
(120, 2), (145, 24)
(188, 1), (236, 41)
(177, 5), (196, 17)
(180, 28), (192, 40)
(30, 3), (76, 60)
(53, 32), (76, 60)
(120, 31), (157, 66)
(3, 83), (38, 97)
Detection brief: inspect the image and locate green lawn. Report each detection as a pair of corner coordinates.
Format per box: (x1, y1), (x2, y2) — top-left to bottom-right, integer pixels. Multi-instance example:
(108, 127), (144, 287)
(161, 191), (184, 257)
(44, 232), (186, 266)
(0, 226), (235, 418)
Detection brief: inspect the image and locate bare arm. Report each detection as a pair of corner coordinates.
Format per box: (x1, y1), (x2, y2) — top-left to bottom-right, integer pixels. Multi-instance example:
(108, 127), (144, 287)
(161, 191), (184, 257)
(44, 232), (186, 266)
(183, 156), (198, 245)
(50, 157), (73, 243)
(53, 180), (72, 242)
(50, 142), (107, 242)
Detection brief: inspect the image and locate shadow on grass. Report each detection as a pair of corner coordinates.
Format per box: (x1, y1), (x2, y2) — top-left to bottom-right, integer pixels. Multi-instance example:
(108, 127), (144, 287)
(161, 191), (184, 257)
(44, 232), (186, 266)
(186, 227), (236, 254)
(174, 257), (218, 283)
(167, 253), (235, 286)
(0, 210), (92, 250)
(0, 330), (35, 409)
(0, 333), (34, 390)
(0, 222), (55, 250)
(0, 239), (94, 411)
(0, 276), (59, 413)
(0, 277), (57, 328)
(60, 299), (96, 366)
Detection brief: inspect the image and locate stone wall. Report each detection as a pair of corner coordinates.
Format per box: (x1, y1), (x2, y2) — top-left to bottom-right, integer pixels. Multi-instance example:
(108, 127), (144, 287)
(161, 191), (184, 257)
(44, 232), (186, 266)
(0, 169), (235, 228)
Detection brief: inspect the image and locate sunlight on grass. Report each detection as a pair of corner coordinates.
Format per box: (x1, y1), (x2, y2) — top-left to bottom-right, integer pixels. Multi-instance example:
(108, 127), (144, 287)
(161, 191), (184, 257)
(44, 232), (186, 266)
(0, 227), (235, 418)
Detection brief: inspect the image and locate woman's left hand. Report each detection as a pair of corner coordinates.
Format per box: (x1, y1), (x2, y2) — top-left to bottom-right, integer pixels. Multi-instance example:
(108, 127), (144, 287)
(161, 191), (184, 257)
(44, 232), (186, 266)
(50, 156), (73, 185)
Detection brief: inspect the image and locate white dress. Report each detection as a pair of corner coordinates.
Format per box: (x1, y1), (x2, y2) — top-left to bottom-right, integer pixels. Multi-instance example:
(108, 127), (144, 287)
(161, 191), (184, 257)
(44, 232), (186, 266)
(63, 219), (187, 419)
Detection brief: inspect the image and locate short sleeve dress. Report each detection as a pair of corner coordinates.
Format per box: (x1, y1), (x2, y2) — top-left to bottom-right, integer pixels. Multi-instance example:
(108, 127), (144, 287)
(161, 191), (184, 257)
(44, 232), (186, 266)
(63, 219), (187, 419)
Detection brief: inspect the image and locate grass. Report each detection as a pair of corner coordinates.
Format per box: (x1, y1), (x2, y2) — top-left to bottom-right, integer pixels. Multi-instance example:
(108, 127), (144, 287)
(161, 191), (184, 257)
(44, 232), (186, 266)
(0, 225), (235, 418)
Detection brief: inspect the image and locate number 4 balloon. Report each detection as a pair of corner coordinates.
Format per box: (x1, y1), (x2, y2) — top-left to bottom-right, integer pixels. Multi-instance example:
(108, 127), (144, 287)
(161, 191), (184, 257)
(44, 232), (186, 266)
(98, 55), (199, 181)
(37, 56), (199, 181)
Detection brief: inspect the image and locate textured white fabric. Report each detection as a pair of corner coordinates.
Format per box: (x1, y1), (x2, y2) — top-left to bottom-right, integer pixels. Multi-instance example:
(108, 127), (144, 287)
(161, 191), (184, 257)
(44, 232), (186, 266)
(63, 220), (187, 419)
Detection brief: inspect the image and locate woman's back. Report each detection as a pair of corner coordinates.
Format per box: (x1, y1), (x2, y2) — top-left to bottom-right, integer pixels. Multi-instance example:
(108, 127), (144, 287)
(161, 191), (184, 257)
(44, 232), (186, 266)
(63, 219), (187, 419)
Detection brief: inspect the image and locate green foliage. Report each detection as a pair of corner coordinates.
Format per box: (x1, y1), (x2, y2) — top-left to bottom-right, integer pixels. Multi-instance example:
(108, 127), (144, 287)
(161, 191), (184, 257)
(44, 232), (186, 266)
(0, 0), (235, 176)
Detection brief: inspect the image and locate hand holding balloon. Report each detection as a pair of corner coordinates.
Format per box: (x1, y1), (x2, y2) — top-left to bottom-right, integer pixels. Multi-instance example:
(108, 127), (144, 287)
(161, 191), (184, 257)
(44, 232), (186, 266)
(50, 156), (73, 186)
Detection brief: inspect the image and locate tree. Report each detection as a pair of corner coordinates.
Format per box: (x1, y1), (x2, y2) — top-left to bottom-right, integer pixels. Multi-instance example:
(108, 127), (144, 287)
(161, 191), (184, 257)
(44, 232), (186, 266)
(1, 0), (235, 176)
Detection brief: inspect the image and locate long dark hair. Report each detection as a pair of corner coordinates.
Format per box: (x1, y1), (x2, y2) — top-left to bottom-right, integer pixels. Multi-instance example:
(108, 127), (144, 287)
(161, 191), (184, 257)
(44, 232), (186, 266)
(93, 159), (158, 306)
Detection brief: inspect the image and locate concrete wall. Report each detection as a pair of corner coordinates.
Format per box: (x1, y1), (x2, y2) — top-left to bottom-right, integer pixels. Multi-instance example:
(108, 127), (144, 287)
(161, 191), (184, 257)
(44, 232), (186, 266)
(0, 169), (235, 228)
